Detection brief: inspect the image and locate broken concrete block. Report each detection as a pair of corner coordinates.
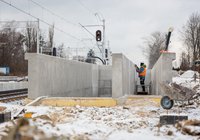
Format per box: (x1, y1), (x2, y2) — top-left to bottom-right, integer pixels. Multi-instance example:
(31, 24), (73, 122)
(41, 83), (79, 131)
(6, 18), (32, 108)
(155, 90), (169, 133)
(160, 114), (188, 125)
(0, 112), (11, 123)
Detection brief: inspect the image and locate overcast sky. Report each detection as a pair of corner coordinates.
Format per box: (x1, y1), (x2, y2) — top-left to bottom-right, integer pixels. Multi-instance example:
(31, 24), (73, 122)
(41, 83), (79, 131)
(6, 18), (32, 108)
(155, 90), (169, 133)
(0, 0), (200, 65)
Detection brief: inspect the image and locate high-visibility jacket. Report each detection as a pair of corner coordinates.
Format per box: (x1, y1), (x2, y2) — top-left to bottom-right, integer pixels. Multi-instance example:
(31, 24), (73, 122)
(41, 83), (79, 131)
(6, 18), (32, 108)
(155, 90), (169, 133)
(139, 67), (147, 77)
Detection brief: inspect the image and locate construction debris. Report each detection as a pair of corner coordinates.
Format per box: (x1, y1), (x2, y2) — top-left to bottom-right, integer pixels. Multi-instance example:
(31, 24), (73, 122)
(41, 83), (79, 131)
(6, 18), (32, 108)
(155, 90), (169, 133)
(160, 70), (200, 107)
(176, 119), (200, 136)
(0, 112), (11, 123)
(0, 107), (6, 112)
(0, 70), (199, 139)
(2, 118), (89, 140)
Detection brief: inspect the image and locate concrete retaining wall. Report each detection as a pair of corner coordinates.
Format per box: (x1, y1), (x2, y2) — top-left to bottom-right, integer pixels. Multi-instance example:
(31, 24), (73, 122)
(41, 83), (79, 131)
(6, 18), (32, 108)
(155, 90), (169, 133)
(98, 65), (112, 97)
(0, 82), (28, 91)
(151, 52), (176, 95)
(26, 53), (139, 99)
(112, 53), (137, 98)
(26, 53), (99, 99)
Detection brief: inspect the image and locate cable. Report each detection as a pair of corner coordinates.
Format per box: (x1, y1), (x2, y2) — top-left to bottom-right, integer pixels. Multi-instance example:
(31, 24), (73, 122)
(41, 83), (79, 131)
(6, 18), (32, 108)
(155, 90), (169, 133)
(29, 0), (98, 48)
(1, 0), (100, 55)
(76, 0), (94, 15)
(0, 0), (81, 41)
(79, 23), (95, 38)
(29, 0), (78, 27)
(29, 0), (95, 47)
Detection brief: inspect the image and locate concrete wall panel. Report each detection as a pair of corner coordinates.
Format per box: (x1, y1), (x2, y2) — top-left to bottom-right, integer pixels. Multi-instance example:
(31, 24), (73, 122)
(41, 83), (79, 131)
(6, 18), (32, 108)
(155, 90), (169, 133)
(151, 52), (176, 95)
(26, 53), (99, 99)
(98, 65), (112, 97)
(112, 53), (137, 98)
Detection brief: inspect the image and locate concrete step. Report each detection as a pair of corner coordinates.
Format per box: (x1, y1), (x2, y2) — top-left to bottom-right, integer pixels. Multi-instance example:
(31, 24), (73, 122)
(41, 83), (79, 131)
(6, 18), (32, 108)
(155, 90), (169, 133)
(25, 96), (162, 107)
(37, 97), (117, 107)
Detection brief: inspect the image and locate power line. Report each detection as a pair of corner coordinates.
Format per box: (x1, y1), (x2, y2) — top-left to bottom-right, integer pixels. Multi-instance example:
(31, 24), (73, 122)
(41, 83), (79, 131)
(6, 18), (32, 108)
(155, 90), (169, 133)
(29, 0), (79, 27)
(76, 0), (94, 15)
(76, 0), (104, 26)
(28, 0), (96, 46)
(79, 23), (95, 38)
(0, 0), (81, 41)
(29, 0), (99, 48)
(29, 0), (98, 45)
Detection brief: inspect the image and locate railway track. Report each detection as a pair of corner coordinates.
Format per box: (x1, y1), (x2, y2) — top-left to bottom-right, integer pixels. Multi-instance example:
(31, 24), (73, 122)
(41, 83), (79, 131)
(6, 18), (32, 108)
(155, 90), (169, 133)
(0, 89), (28, 102)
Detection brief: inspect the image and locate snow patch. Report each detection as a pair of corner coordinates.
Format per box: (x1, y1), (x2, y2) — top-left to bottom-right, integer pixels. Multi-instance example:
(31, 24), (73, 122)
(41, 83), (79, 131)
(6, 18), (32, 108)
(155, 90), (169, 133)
(180, 70), (199, 78)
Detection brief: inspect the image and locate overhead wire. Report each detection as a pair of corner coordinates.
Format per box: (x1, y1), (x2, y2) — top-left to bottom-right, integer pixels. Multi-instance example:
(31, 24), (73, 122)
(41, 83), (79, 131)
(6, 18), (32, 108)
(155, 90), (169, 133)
(1, 0), (100, 56)
(76, 0), (94, 16)
(75, 0), (104, 39)
(29, 0), (79, 27)
(28, 0), (93, 48)
(75, 0), (104, 55)
(76, 0), (99, 36)
(0, 0), (81, 41)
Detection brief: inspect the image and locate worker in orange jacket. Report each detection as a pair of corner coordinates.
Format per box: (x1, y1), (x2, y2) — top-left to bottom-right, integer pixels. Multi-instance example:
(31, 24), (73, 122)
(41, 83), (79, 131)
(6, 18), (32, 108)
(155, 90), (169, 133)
(135, 63), (147, 92)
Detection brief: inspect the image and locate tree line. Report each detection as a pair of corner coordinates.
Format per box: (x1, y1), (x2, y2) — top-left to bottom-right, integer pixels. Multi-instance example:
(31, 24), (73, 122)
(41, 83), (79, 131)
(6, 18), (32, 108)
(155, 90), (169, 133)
(143, 12), (200, 70)
(0, 21), (65, 75)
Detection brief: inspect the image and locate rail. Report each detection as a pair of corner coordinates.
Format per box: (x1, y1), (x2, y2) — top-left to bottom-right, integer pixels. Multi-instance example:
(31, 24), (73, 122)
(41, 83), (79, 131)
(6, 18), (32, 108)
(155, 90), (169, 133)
(0, 88), (28, 102)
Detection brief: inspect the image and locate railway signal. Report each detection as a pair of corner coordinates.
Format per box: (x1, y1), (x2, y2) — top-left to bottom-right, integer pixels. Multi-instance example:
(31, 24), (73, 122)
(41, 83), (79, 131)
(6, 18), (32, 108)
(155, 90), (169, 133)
(105, 48), (108, 58)
(96, 30), (102, 41)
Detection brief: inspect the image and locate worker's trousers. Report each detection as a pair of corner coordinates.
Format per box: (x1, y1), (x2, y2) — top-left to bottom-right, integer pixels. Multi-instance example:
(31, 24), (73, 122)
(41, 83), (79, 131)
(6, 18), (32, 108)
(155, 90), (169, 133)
(140, 77), (145, 92)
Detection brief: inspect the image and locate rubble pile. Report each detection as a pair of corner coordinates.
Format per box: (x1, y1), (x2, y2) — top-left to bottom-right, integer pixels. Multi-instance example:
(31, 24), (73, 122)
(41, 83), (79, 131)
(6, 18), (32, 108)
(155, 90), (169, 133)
(176, 119), (200, 136)
(0, 98), (200, 139)
(169, 70), (200, 107)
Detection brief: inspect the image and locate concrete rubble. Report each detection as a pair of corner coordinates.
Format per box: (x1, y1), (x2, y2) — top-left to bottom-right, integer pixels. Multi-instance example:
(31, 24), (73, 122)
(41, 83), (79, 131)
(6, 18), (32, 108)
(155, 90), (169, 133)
(0, 95), (200, 140)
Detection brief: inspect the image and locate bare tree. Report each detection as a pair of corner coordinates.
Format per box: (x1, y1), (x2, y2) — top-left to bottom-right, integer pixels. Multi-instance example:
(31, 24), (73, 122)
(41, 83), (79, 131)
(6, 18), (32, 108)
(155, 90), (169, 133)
(182, 12), (200, 67)
(85, 49), (96, 64)
(0, 21), (27, 75)
(142, 31), (165, 69)
(57, 43), (66, 58)
(39, 32), (47, 48)
(25, 22), (37, 52)
(48, 24), (54, 48)
(180, 51), (190, 70)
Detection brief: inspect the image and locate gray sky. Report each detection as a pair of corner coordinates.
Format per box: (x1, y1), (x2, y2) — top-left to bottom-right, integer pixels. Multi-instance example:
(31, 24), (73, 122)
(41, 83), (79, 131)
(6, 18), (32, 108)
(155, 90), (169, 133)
(0, 0), (200, 65)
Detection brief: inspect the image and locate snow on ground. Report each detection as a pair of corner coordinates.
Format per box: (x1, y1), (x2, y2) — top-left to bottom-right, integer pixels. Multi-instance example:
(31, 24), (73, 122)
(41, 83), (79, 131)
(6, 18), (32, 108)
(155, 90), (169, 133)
(7, 100), (24, 105)
(0, 99), (200, 140)
(180, 70), (199, 79)
(173, 70), (200, 93)
(0, 70), (200, 139)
